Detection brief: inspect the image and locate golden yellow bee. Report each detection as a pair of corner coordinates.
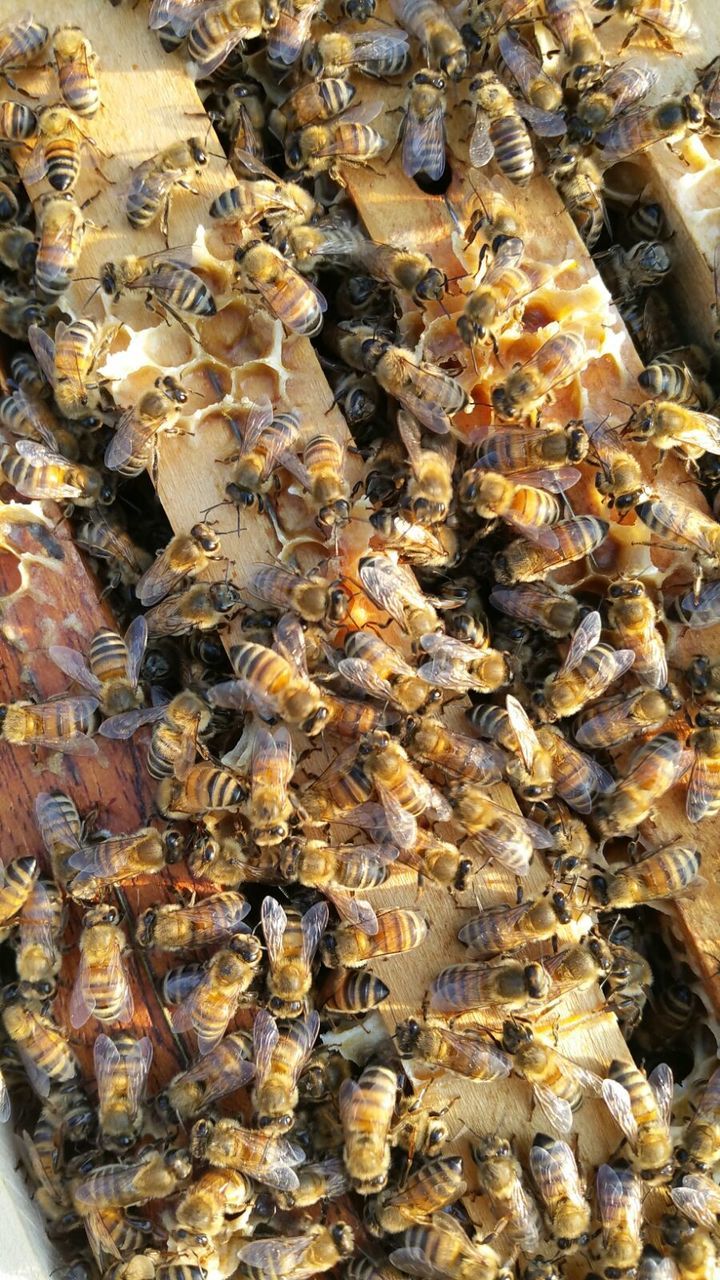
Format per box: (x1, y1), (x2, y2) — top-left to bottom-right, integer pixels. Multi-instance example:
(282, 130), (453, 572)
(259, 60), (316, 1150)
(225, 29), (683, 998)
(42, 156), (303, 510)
(575, 686), (680, 751)
(187, 0), (279, 77)
(359, 552), (443, 645)
(125, 137), (208, 239)
(503, 1022), (602, 1135)
(601, 1060), (674, 1182)
(0, 15), (48, 90)
(135, 525), (224, 607)
(532, 611), (635, 722)
(136, 891), (250, 950)
(52, 26), (99, 116)
(458, 889), (582, 960)
(472, 1135), (542, 1253)
(69, 905), (133, 1030)
(586, 843), (701, 909)
(213, 618), (329, 734)
(395, 1019), (511, 1083)
(390, 0), (466, 78)
(234, 240), (326, 335)
(596, 91), (704, 161)
(144, 691), (211, 781)
(449, 781), (554, 875)
(345, 330), (467, 436)
(1, 438), (112, 507)
(595, 733), (693, 837)
(262, 896), (328, 1017)
(190, 1116), (305, 1192)
(591, 1163), (644, 1278)
(389, 1212), (502, 1280)
(492, 332), (588, 421)
(165, 1031), (254, 1120)
(396, 411), (454, 526)
(545, 0), (604, 89)
(172, 941), (262, 1054)
(660, 1213), (718, 1280)
(94, 1033), (153, 1152)
(493, 516), (608, 585)
(100, 257), (216, 329)
(65, 824), (175, 901)
(367, 1155), (466, 1236)
(252, 1008), (320, 1133)
(530, 1133), (591, 1253)
(0, 855), (38, 931)
(427, 957), (550, 1016)
(490, 582), (580, 639)
(73, 1147), (192, 1213)
(144, 581), (243, 639)
(50, 616), (147, 730)
(277, 836), (392, 933)
(677, 1065), (720, 1172)
(340, 1063), (397, 1195)
(24, 105), (102, 193)
(498, 26), (565, 117)
(475, 421), (589, 483)
(249, 565), (348, 625)
(339, 629), (438, 715)
(605, 577), (668, 687)
(104, 383), (186, 482)
(398, 68), (447, 183)
(34, 192), (85, 295)
(595, 0), (695, 47)
(273, 1158), (349, 1211)
(630, 399), (720, 463)
(238, 1222), (355, 1279)
(0, 694), (99, 756)
(30, 316), (111, 423)
(15, 880), (64, 998)
(468, 71), (535, 184)
(2, 998), (77, 1097)
(176, 1167), (255, 1238)
(210, 168), (318, 230)
(322, 970), (392, 1015)
(321, 907), (428, 970)
(458, 237), (555, 348)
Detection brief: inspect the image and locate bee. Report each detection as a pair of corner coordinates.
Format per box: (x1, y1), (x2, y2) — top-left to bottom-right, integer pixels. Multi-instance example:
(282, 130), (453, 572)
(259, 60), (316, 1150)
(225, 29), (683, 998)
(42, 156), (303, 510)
(638, 359), (712, 408)
(637, 494), (720, 577)
(0, 439), (112, 508)
(52, 26), (99, 117)
(389, 1213), (502, 1280)
(459, 469), (567, 546)
(0, 100), (37, 143)
(629, 400), (720, 463)
(575, 686), (681, 749)
(548, 151), (606, 249)
(427, 957), (551, 1016)
(234, 240), (326, 335)
(172, 941), (262, 1054)
(335, 326), (467, 435)
(34, 790), (85, 888)
(601, 1060), (674, 1181)
(249, 565), (348, 626)
(594, 0), (696, 47)
(29, 317), (110, 423)
(532, 611), (635, 722)
(390, 0), (467, 79)
(190, 1117), (304, 1191)
(35, 193), (85, 295)
(15, 880), (64, 998)
(405, 715), (504, 784)
(591, 1163), (644, 1278)
(491, 332), (588, 422)
(676, 581), (720, 630)
(605, 577), (668, 688)
(213, 629), (329, 735)
(136, 890), (250, 952)
(24, 105), (104, 193)
(395, 411), (453, 526)
(322, 970), (390, 1014)
(599, 241), (672, 301)
(545, 0), (604, 89)
(338, 1063), (396, 1195)
(321, 908), (427, 968)
(472, 1136), (543, 1253)
(588, 421), (647, 515)
(104, 383), (187, 481)
(449, 782), (554, 875)
(595, 734), (693, 837)
(400, 69), (447, 183)
(252, 1007), (320, 1132)
(395, 1019), (511, 1083)
(686, 716), (720, 822)
(661, 1213), (718, 1280)
(458, 890), (582, 961)
(262, 897), (328, 1018)
(50, 616), (147, 732)
(586, 843), (702, 909)
(596, 94), (704, 160)
(0, 289), (47, 340)
(69, 905), (133, 1030)
(273, 1157), (349, 1210)
(243, 725), (295, 847)
(94, 1034), (153, 1152)
(677, 1065), (720, 1171)
(141, 692), (211, 782)
(73, 1148), (192, 1213)
(176, 1168), (254, 1237)
(497, 26), (565, 119)
(238, 1222), (355, 1279)
(0, 694), (99, 755)
(0, 16), (48, 90)
(303, 30), (409, 78)
(413, 633), (510, 698)
(213, 80), (266, 164)
(529, 1133), (591, 1253)
(100, 257), (216, 326)
(697, 54), (720, 132)
(221, 398), (301, 513)
(2, 998), (77, 1098)
(457, 238), (554, 349)
(468, 72), (537, 185)
(165, 1031), (254, 1119)
(367, 1155), (467, 1236)
(477, 425), (589, 491)
(144, 581), (243, 639)
(277, 838), (393, 933)
(358, 553), (442, 644)
(296, 434), (352, 534)
(157, 761), (247, 818)
(0, 855), (39, 931)
(135, 525), (224, 608)
(64, 825), (176, 901)
(126, 138), (207, 239)
(502, 1022), (601, 1136)
(187, 0), (279, 77)
(209, 171), (318, 230)
(272, 77), (357, 137)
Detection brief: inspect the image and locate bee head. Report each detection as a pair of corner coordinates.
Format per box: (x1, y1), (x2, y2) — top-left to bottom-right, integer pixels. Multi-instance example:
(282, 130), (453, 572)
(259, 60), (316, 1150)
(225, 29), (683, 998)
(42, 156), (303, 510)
(188, 137), (208, 166)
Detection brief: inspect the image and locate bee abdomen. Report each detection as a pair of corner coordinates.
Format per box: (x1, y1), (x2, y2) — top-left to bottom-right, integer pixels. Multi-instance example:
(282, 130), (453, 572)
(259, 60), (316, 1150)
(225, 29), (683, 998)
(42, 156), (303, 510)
(490, 115), (534, 184)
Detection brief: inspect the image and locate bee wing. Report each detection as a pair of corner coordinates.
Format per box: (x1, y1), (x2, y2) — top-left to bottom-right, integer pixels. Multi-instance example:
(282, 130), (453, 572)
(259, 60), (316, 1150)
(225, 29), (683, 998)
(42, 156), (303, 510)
(23, 141), (50, 186)
(337, 657), (396, 702)
(301, 900), (329, 964)
(389, 1249), (449, 1280)
(19, 881), (56, 958)
(10, 387), (59, 451)
(559, 610), (602, 674)
(517, 102), (566, 137)
(506, 693), (541, 770)
(671, 1173), (720, 1230)
(189, 25), (248, 78)
(105, 405), (155, 472)
(274, 612), (309, 677)
(514, 466), (581, 492)
(69, 955), (94, 1028)
(648, 1062), (674, 1127)
(27, 324), (56, 384)
(374, 780), (418, 850)
(601, 1078), (639, 1144)
(470, 828), (532, 876)
(16, 1044), (51, 1097)
(94, 1034), (151, 1117)
(238, 1234), (314, 1275)
(415, 658), (482, 691)
(599, 63), (658, 118)
(533, 1083), (574, 1136)
(530, 1137), (582, 1199)
(148, 0), (205, 32)
(360, 555), (416, 626)
(46, 646), (101, 696)
(261, 896), (288, 968)
(686, 750), (719, 822)
(135, 548), (182, 605)
(121, 615), (148, 690)
(99, 703), (166, 740)
(35, 791), (83, 855)
(402, 102), (446, 181)
(418, 633), (477, 662)
(324, 888), (379, 935)
(354, 29), (409, 64)
(469, 112), (494, 167)
(252, 1006), (280, 1083)
(0, 1073), (9, 1123)
(510, 1181), (542, 1250)
(596, 1164), (640, 1239)
(338, 100), (384, 125)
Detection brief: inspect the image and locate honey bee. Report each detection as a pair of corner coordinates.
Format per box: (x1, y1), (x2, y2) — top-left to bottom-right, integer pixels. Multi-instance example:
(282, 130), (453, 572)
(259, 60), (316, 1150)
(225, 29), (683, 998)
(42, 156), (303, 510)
(532, 611), (635, 722)
(94, 1034), (153, 1152)
(338, 631), (436, 716)
(144, 581), (243, 639)
(2, 998), (77, 1098)
(322, 970), (390, 1015)
(359, 553), (442, 643)
(395, 1019), (511, 1083)
(50, 616), (147, 735)
(239, 1222), (355, 1279)
(35, 193), (85, 296)
(69, 905), (133, 1030)
(529, 1133), (591, 1253)
(24, 106), (103, 194)
(661, 1213), (718, 1280)
(15, 880), (64, 998)
(548, 151), (606, 249)
(458, 237), (555, 350)
(400, 69), (447, 183)
(164, 1031), (254, 1119)
(497, 26), (565, 120)
(460, 469), (567, 546)
(126, 138), (207, 240)
(676, 581), (720, 630)
(273, 1157), (349, 1210)
(286, 120), (387, 179)
(73, 1147), (192, 1213)
(135, 525), (223, 608)
(588, 421), (647, 515)
(389, 1212), (502, 1280)
(0, 16), (48, 90)
(601, 1060), (674, 1181)
(427, 957), (551, 1016)
(249, 565), (349, 626)
(321, 908), (427, 968)
(29, 317), (111, 423)
(0, 855), (39, 933)
(390, 0), (467, 79)
(278, 837), (393, 933)
(367, 1155), (467, 1235)
(190, 1116), (304, 1191)
(52, 27), (99, 117)
(638, 496), (720, 584)
(638, 359), (712, 408)
(586, 843), (702, 910)
(209, 169), (317, 230)
(335, 325), (468, 435)
(458, 890), (581, 961)
(0, 289), (47, 341)
(545, 0), (604, 89)
(212, 80), (265, 164)
(605, 577), (667, 687)
(468, 72), (537, 184)
(65, 825), (176, 901)
(405, 715), (504, 784)
(630, 400), (720, 463)
(472, 1135), (543, 1253)
(677, 1065), (720, 1172)
(594, 0), (696, 47)
(339, 1063), (397, 1195)
(214, 621), (329, 735)
(262, 897), (328, 1018)
(479, 425), (590, 491)
(136, 890), (250, 952)
(104, 383), (187, 481)
(221, 398), (302, 514)
(595, 733), (693, 837)
(234, 241), (326, 335)
(685, 716), (720, 822)
(449, 782), (554, 875)
(303, 29), (409, 78)
(355, 731), (452, 847)
(296, 434), (352, 534)
(100, 257), (216, 328)
(415, 630), (511, 697)
(0, 694), (99, 755)
(172, 942), (262, 1054)
(242, 725), (295, 846)
(140, 692), (211, 781)
(0, 100), (37, 143)
(396, 411), (454, 526)
(187, 0), (279, 76)
(502, 1022), (601, 1136)
(0, 440), (113, 507)
(575, 686), (681, 749)
(492, 332), (588, 422)
(251, 1008), (320, 1133)
(592, 1163), (644, 1278)
(596, 94), (704, 160)
(157, 759), (247, 818)
(176, 1168), (254, 1237)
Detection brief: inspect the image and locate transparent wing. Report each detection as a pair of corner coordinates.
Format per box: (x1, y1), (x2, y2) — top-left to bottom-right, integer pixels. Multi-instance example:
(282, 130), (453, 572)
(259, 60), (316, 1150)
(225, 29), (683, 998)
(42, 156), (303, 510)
(596, 1164), (642, 1240)
(402, 103), (446, 181)
(47, 645), (102, 696)
(533, 1082), (574, 1136)
(261, 896), (287, 967)
(35, 791), (83, 855)
(324, 888), (378, 935)
(136, 549), (183, 606)
(99, 704), (165, 740)
(505, 693), (541, 770)
(301, 901), (329, 964)
(124, 615), (148, 689)
(148, 0), (206, 31)
(469, 113), (494, 167)
(530, 1138), (582, 1200)
(238, 1234), (313, 1275)
(27, 324), (55, 384)
(517, 102), (566, 137)
(601, 1078), (639, 1143)
(0, 1073), (9, 1123)
(686, 751), (720, 822)
(560, 610), (602, 674)
(648, 1063), (674, 1127)
(252, 1007), (280, 1084)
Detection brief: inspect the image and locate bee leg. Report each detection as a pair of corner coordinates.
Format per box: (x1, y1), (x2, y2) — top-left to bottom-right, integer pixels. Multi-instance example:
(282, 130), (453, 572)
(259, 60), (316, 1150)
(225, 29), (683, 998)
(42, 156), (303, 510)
(618, 22), (639, 51)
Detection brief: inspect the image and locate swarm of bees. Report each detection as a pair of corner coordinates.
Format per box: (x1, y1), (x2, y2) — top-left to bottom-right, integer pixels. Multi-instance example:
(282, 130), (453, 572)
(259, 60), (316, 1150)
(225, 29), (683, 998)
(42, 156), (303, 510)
(2, 2), (720, 1280)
